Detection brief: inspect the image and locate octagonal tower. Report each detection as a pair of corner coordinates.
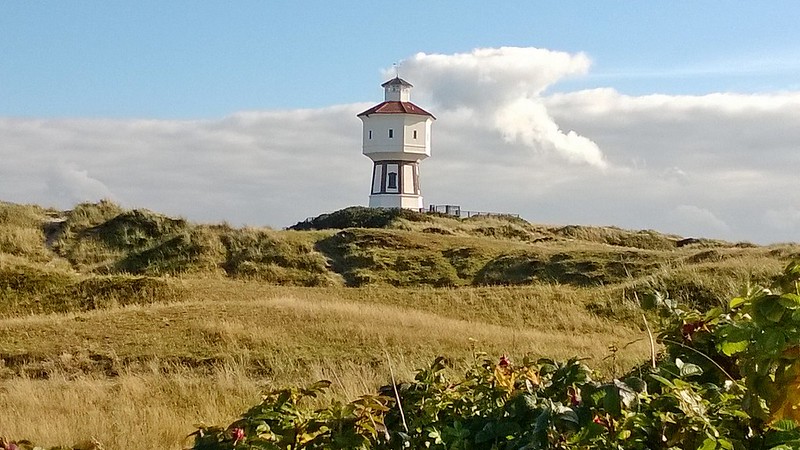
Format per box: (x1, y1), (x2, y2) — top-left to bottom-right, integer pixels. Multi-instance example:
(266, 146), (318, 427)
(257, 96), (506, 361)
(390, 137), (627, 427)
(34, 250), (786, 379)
(357, 77), (435, 210)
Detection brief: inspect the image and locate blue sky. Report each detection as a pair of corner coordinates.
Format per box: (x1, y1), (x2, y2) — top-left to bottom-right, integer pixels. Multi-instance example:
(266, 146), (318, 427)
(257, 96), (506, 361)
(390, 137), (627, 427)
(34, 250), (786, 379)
(2, 2), (800, 243)
(2, 2), (799, 118)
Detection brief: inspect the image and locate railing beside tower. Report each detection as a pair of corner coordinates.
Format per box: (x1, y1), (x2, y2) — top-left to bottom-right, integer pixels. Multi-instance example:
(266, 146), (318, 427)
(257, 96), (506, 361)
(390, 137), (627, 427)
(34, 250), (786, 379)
(427, 204), (519, 219)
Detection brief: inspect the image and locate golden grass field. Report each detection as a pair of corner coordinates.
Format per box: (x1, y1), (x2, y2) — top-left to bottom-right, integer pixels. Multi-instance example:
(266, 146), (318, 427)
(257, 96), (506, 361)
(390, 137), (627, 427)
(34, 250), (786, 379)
(0, 282), (653, 448)
(0, 200), (797, 448)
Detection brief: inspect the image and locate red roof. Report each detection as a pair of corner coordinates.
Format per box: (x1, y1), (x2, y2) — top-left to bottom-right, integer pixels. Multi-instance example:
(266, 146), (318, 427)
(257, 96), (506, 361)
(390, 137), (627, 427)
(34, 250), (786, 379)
(357, 101), (435, 118)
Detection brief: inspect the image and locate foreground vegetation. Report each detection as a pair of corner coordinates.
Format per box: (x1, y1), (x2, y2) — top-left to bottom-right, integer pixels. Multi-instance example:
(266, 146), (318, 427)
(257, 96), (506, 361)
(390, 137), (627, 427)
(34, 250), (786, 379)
(0, 200), (798, 448)
(189, 262), (800, 449)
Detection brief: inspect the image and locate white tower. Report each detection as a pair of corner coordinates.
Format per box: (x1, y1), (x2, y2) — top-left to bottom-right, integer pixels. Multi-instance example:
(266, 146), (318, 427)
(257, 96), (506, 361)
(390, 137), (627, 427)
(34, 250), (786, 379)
(358, 77), (435, 210)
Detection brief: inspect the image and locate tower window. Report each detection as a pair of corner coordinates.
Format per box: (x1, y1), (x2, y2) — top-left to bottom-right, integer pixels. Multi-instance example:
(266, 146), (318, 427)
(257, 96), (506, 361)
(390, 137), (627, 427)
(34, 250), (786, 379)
(388, 129), (393, 138)
(368, 130), (372, 139)
(413, 130), (418, 139)
(387, 172), (397, 189)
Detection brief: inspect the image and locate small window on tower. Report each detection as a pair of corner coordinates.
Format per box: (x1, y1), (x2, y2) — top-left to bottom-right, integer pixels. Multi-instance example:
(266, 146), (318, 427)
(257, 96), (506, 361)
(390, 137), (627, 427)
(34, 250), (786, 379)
(387, 172), (397, 189)
(369, 130), (372, 139)
(413, 130), (418, 139)
(388, 129), (394, 138)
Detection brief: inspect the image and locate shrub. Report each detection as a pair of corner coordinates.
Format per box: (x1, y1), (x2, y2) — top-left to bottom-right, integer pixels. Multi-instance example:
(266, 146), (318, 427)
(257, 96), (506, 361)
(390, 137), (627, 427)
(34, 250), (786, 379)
(473, 225), (533, 241)
(314, 229), (457, 287)
(0, 202), (58, 263)
(390, 253), (460, 287)
(290, 207), (430, 231)
(474, 253), (609, 287)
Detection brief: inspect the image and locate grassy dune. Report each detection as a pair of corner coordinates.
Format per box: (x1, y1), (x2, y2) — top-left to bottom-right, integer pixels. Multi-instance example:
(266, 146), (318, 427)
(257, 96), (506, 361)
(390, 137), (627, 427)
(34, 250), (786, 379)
(0, 200), (798, 448)
(0, 285), (650, 448)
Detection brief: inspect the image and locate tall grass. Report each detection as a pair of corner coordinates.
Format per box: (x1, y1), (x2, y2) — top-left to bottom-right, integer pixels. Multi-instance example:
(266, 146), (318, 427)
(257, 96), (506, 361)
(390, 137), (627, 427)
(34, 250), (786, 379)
(0, 202), (60, 264)
(0, 284), (650, 447)
(0, 363), (261, 449)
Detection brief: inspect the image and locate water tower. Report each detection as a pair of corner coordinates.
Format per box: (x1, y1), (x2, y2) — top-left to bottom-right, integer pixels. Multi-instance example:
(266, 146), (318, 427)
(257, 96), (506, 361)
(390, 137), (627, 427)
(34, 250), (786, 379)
(357, 77), (435, 209)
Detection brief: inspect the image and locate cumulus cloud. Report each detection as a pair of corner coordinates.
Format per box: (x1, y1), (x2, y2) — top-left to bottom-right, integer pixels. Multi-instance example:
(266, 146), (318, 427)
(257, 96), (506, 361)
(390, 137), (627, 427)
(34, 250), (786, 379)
(1, 46), (799, 243)
(397, 47), (607, 168)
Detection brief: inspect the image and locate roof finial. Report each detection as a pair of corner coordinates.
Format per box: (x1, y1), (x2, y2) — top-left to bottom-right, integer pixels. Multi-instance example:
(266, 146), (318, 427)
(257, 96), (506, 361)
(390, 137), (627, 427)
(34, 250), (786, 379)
(393, 62), (400, 79)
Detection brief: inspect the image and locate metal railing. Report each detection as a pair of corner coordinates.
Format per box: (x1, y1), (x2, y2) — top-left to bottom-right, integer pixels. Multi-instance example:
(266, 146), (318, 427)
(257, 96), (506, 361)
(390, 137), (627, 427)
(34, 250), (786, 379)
(427, 204), (519, 219)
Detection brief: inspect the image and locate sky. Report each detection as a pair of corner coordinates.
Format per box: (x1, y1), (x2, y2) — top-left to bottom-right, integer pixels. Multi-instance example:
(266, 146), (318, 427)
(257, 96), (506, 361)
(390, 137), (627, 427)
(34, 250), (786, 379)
(1, 2), (799, 244)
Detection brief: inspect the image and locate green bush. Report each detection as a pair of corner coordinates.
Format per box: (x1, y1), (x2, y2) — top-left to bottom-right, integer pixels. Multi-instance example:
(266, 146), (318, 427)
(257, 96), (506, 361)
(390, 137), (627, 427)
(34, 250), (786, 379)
(389, 253), (460, 287)
(442, 247), (494, 280)
(0, 265), (74, 298)
(473, 253), (609, 287)
(0, 202), (59, 263)
(290, 207), (431, 231)
(473, 225), (533, 241)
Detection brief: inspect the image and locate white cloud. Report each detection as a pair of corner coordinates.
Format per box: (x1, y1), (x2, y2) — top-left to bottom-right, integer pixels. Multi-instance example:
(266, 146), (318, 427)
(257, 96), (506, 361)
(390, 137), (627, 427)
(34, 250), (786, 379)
(0, 106), (367, 226)
(397, 47), (607, 168)
(1, 47), (799, 243)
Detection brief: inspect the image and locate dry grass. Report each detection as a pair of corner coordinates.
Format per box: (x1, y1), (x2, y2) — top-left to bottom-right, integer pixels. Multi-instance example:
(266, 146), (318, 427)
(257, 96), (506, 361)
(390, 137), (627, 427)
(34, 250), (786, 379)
(0, 363), (261, 449)
(0, 287), (648, 373)
(1, 200), (798, 447)
(0, 283), (650, 447)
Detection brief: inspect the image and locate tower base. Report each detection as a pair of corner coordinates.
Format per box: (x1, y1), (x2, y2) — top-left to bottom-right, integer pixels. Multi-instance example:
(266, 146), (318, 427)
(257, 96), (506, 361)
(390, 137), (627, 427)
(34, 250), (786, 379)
(369, 194), (423, 210)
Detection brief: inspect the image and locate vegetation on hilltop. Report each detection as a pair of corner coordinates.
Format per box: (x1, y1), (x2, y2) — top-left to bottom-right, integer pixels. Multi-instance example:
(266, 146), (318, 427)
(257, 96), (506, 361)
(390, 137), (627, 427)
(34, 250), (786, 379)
(290, 206), (431, 231)
(0, 199), (796, 314)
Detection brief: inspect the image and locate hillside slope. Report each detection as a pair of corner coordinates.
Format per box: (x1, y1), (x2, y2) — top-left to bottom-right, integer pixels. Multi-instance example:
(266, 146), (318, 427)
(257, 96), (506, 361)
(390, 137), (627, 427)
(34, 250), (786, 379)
(1, 200), (799, 447)
(1, 200), (797, 313)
